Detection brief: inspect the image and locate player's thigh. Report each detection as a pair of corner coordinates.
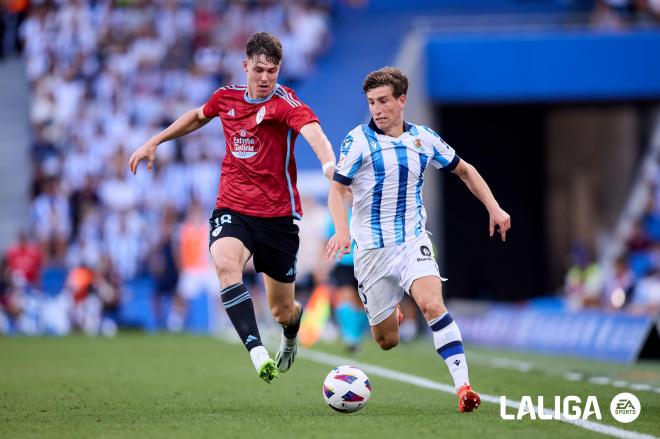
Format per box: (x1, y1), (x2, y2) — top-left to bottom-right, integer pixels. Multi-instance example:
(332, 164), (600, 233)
(409, 275), (447, 320)
(210, 237), (251, 283)
(208, 209), (254, 280)
(401, 234), (446, 315)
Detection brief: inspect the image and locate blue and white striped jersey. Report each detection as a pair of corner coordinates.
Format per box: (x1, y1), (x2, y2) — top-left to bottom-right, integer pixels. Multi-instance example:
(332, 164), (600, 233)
(333, 120), (460, 250)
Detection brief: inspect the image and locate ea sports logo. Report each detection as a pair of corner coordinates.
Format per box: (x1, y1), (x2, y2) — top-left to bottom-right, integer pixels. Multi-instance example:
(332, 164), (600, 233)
(610, 393), (641, 423)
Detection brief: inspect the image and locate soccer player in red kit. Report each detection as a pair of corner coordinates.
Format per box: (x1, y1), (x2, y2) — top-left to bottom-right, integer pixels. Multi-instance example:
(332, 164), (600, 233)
(129, 33), (336, 383)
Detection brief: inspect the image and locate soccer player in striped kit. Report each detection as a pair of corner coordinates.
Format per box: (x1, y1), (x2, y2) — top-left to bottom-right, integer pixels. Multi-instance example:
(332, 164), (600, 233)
(129, 33), (336, 383)
(326, 67), (511, 412)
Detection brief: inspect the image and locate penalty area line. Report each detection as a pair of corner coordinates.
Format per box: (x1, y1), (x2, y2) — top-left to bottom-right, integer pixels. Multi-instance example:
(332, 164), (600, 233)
(301, 349), (657, 439)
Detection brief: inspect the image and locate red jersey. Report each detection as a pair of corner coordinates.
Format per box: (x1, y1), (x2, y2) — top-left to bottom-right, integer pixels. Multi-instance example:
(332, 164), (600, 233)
(202, 84), (318, 218)
(6, 242), (43, 284)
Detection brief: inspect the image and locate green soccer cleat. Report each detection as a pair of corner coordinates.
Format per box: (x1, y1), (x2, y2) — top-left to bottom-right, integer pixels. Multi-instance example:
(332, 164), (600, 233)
(258, 359), (279, 383)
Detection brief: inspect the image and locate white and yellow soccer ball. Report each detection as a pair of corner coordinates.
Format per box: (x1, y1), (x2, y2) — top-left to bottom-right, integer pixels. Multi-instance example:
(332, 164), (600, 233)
(322, 365), (371, 413)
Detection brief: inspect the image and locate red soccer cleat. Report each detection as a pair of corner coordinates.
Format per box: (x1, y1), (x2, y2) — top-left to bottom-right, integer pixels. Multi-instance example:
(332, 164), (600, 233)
(457, 384), (481, 412)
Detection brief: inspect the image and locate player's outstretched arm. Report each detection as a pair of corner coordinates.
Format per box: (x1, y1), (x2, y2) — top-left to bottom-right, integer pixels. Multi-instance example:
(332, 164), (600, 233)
(128, 106), (211, 174)
(326, 181), (351, 261)
(299, 122), (336, 180)
(451, 159), (511, 241)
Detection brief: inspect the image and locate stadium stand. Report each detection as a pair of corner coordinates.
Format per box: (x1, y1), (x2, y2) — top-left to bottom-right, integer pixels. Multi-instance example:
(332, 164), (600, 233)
(1, 0), (332, 335)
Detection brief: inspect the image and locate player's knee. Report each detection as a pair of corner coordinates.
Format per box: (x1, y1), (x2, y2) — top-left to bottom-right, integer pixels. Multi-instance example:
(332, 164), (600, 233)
(417, 298), (446, 321)
(376, 333), (399, 350)
(271, 303), (294, 325)
(214, 259), (242, 284)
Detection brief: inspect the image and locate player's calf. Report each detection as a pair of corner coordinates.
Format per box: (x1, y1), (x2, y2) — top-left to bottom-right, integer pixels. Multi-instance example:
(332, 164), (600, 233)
(271, 301), (297, 326)
(428, 311), (472, 396)
(220, 282), (277, 382)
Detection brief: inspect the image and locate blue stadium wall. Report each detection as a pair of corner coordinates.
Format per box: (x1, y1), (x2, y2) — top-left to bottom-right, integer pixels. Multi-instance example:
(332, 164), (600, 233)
(425, 30), (660, 104)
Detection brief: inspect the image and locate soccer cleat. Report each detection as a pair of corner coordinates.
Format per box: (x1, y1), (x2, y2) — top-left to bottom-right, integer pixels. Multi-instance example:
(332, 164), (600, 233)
(258, 359), (279, 383)
(275, 333), (297, 373)
(457, 384), (481, 412)
(275, 303), (303, 373)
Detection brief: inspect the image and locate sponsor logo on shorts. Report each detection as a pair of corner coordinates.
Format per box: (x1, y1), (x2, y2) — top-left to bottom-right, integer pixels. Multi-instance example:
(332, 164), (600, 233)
(417, 245), (433, 262)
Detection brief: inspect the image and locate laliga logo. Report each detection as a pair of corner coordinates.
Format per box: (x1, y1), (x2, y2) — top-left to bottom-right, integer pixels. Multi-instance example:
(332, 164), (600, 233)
(500, 396), (602, 421)
(500, 393), (641, 423)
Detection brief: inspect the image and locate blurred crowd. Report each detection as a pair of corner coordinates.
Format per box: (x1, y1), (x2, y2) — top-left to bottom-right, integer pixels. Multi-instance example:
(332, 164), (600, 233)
(589, 0), (660, 30)
(565, 161), (660, 315)
(0, 0), (332, 335)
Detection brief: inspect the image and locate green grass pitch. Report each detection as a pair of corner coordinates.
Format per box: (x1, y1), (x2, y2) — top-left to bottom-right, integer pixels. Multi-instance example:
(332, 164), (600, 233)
(1, 334), (658, 438)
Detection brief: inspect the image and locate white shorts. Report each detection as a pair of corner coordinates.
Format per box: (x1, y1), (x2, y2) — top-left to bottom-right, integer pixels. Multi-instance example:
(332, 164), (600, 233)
(353, 234), (444, 326)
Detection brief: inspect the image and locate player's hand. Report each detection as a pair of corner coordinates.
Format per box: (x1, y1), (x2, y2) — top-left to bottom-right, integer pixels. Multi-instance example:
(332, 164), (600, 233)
(325, 230), (351, 262)
(489, 207), (511, 241)
(128, 141), (158, 174)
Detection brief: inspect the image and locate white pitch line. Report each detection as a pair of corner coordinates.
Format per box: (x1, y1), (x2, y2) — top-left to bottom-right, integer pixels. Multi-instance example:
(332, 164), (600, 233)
(468, 352), (658, 395)
(301, 349), (658, 439)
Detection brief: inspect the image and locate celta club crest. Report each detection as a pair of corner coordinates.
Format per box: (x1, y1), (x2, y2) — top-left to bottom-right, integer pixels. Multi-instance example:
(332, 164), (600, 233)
(256, 106), (266, 125)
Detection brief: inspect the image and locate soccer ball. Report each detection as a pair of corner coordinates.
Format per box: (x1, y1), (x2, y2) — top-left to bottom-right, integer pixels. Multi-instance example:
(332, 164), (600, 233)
(322, 365), (371, 413)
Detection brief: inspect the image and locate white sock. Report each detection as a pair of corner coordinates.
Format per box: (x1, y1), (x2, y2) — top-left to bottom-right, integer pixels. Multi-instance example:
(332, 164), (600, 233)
(249, 345), (270, 371)
(428, 312), (469, 391)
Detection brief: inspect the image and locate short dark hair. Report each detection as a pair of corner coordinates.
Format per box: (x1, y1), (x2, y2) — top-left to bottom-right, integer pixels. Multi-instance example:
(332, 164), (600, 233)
(362, 67), (408, 97)
(246, 32), (283, 65)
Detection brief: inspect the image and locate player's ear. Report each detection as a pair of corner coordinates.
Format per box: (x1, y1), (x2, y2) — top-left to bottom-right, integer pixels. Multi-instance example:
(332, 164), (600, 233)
(242, 58), (248, 73)
(399, 94), (407, 109)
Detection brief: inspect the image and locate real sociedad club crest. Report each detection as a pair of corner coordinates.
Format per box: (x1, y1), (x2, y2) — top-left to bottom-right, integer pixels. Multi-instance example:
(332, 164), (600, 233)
(256, 106), (266, 125)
